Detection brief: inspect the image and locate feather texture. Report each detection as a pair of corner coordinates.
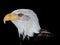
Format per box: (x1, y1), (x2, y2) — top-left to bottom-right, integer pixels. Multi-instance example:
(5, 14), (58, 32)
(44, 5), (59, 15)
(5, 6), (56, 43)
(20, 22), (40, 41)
(11, 9), (41, 39)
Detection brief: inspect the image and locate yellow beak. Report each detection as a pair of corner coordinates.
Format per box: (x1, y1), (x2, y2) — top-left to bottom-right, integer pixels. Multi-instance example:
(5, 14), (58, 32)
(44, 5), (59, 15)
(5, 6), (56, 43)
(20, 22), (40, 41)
(3, 13), (20, 24)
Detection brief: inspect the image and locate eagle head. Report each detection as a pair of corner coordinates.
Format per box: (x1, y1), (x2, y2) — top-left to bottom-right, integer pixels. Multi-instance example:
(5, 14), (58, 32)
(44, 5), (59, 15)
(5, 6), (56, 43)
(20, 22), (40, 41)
(3, 9), (41, 39)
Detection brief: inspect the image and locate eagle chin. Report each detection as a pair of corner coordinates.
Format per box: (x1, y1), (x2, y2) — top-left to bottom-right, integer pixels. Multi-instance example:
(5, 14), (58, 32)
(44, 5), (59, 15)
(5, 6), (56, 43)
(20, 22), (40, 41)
(4, 9), (41, 39)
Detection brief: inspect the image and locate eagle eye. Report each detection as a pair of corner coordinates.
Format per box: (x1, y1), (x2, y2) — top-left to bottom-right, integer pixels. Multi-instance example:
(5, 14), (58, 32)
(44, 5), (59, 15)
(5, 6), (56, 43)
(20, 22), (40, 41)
(18, 13), (24, 17)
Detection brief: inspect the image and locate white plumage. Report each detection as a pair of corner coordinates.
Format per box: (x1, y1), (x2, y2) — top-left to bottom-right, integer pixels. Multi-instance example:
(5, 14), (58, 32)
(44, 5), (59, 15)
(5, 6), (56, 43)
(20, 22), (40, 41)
(6, 9), (41, 39)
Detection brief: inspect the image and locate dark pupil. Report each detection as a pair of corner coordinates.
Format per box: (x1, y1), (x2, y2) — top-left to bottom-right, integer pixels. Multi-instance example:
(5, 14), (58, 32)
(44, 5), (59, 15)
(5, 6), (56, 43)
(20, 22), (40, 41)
(18, 13), (24, 17)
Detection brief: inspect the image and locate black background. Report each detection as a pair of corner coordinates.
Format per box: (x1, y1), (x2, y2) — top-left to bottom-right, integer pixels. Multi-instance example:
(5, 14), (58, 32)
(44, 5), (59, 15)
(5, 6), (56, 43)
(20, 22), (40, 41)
(0, 0), (57, 45)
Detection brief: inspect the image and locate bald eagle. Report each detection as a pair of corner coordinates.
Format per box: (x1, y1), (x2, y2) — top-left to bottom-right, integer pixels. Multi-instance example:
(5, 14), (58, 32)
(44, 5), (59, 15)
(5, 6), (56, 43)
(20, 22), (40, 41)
(3, 9), (53, 42)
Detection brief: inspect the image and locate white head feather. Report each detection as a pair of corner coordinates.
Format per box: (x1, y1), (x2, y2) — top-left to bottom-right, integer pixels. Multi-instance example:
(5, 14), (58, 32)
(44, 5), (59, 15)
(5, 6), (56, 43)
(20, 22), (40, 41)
(11, 9), (41, 39)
